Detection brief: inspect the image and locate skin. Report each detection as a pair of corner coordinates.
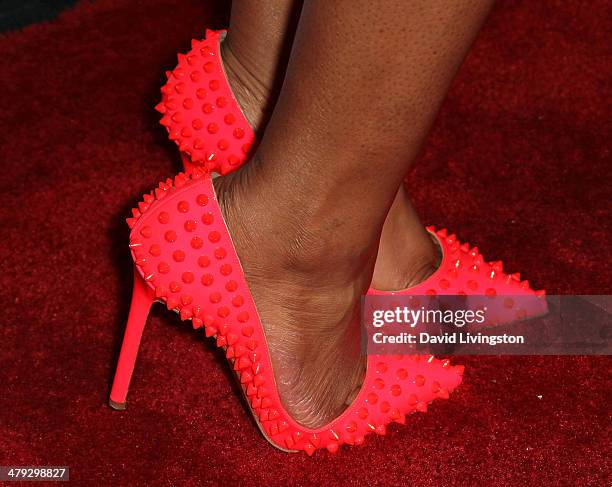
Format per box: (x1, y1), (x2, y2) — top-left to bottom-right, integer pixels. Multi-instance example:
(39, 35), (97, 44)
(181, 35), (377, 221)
(220, 0), (303, 134)
(216, 0), (494, 428)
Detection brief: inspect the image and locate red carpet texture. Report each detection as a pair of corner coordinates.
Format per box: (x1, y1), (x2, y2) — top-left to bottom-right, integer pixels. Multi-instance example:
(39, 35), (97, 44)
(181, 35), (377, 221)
(0, 0), (610, 485)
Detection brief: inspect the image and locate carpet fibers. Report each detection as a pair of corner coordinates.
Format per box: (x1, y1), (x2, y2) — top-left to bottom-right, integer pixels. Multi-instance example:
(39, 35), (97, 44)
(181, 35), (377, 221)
(0, 0), (610, 485)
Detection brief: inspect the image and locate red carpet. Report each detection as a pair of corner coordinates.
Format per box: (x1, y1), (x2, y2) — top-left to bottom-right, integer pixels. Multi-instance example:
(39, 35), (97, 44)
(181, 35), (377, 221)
(0, 0), (610, 484)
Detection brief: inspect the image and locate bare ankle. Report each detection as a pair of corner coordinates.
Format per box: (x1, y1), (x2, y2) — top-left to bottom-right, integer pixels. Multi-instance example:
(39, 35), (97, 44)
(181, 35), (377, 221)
(214, 164), (377, 292)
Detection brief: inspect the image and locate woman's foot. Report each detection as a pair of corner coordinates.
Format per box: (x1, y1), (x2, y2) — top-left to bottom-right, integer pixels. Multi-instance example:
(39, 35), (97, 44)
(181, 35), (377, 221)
(221, 40), (439, 293)
(212, 145), (446, 427)
(214, 166), (370, 428)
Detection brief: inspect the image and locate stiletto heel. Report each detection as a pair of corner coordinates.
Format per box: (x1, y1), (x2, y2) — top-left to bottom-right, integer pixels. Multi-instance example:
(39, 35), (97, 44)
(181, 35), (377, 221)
(109, 266), (155, 410)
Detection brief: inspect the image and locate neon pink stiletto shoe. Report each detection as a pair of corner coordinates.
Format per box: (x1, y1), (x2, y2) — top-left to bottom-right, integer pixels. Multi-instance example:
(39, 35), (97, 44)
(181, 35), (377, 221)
(156, 29), (546, 311)
(110, 170), (465, 454)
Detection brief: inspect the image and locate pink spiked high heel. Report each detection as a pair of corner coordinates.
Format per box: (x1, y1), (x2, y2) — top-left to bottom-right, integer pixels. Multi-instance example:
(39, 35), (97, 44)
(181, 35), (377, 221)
(156, 29), (547, 307)
(110, 169), (466, 454)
